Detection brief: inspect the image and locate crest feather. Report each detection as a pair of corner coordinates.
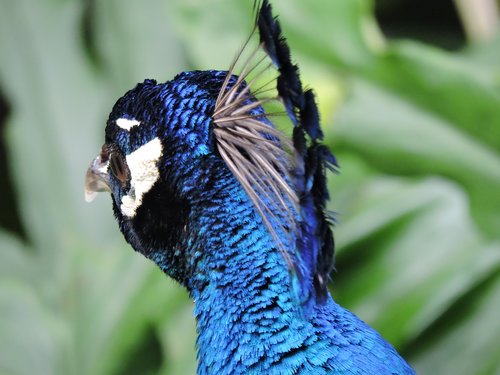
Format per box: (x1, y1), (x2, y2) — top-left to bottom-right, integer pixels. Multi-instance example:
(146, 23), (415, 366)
(212, 0), (338, 303)
(213, 65), (298, 266)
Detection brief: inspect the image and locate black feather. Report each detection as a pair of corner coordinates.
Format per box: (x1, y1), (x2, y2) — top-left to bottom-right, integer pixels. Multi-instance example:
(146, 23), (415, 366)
(257, 0), (336, 301)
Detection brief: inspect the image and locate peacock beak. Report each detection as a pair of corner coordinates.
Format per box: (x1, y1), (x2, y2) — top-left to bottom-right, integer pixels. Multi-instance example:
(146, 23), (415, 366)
(85, 153), (111, 202)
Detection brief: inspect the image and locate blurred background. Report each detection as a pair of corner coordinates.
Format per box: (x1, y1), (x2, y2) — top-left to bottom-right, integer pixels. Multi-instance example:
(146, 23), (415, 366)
(1, 0), (499, 374)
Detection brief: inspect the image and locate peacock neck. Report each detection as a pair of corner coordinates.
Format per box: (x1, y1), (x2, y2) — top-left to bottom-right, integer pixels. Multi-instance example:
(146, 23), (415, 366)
(185, 168), (312, 372)
(192, 228), (305, 372)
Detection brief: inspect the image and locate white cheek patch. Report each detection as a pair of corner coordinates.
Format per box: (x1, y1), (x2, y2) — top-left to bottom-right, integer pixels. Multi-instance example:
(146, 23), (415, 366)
(120, 137), (163, 218)
(116, 118), (141, 131)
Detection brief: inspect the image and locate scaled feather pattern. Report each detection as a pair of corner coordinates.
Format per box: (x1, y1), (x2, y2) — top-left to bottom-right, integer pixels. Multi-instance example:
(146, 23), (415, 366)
(85, 1), (415, 374)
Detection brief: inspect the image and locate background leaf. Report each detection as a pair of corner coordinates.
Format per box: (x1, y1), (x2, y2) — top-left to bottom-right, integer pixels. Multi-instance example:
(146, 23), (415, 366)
(0, 0), (498, 374)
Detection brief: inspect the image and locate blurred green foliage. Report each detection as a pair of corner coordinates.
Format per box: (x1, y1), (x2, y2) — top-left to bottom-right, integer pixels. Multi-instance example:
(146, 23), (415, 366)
(0, 0), (499, 374)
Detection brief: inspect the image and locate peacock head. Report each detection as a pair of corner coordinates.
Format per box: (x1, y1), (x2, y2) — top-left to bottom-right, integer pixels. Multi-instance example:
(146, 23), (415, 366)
(85, 72), (230, 261)
(86, 73), (222, 209)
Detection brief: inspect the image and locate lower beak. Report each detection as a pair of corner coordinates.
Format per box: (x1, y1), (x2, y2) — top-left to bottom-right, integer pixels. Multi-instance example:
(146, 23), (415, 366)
(85, 154), (111, 202)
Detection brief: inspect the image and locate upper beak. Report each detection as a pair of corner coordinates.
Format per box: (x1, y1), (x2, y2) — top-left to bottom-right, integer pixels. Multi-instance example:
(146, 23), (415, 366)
(85, 153), (111, 202)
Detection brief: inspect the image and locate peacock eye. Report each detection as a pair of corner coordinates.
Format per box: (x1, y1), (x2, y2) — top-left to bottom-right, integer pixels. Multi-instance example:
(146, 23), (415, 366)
(109, 152), (129, 186)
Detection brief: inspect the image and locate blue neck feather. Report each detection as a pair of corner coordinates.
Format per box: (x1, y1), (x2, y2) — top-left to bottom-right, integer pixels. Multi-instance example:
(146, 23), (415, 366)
(179, 175), (413, 373)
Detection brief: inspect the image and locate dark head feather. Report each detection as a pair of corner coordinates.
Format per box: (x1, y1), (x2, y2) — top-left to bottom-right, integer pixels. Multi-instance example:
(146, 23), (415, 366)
(211, 0), (338, 303)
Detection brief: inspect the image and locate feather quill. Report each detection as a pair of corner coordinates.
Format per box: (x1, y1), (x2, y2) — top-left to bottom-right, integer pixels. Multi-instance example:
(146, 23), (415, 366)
(212, 0), (338, 301)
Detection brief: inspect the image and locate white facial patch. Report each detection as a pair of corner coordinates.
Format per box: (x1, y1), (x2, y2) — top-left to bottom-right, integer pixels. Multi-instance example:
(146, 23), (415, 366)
(120, 137), (163, 217)
(116, 118), (141, 131)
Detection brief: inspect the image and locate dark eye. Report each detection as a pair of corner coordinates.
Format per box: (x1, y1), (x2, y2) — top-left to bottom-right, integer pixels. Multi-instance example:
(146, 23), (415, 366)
(109, 152), (129, 186)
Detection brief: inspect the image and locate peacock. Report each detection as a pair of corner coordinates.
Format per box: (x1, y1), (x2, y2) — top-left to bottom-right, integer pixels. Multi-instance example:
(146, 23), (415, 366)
(85, 1), (415, 373)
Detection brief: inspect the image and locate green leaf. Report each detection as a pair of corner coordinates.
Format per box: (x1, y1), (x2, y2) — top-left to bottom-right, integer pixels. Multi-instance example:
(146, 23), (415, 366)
(91, 0), (185, 91)
(331, 77), (500, 239)
(367, 41), (500, 155)
(0, 283), (66, 375)
(1, 0), (499, 374)
(0, 1), (193, 374)
(411, 272), (500, 375)
(330, 161), (500, 345)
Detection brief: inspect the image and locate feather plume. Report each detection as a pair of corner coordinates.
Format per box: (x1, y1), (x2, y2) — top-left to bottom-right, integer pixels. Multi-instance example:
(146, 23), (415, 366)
(212, 42), (298, 268)
(212, 0), (338, 301)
